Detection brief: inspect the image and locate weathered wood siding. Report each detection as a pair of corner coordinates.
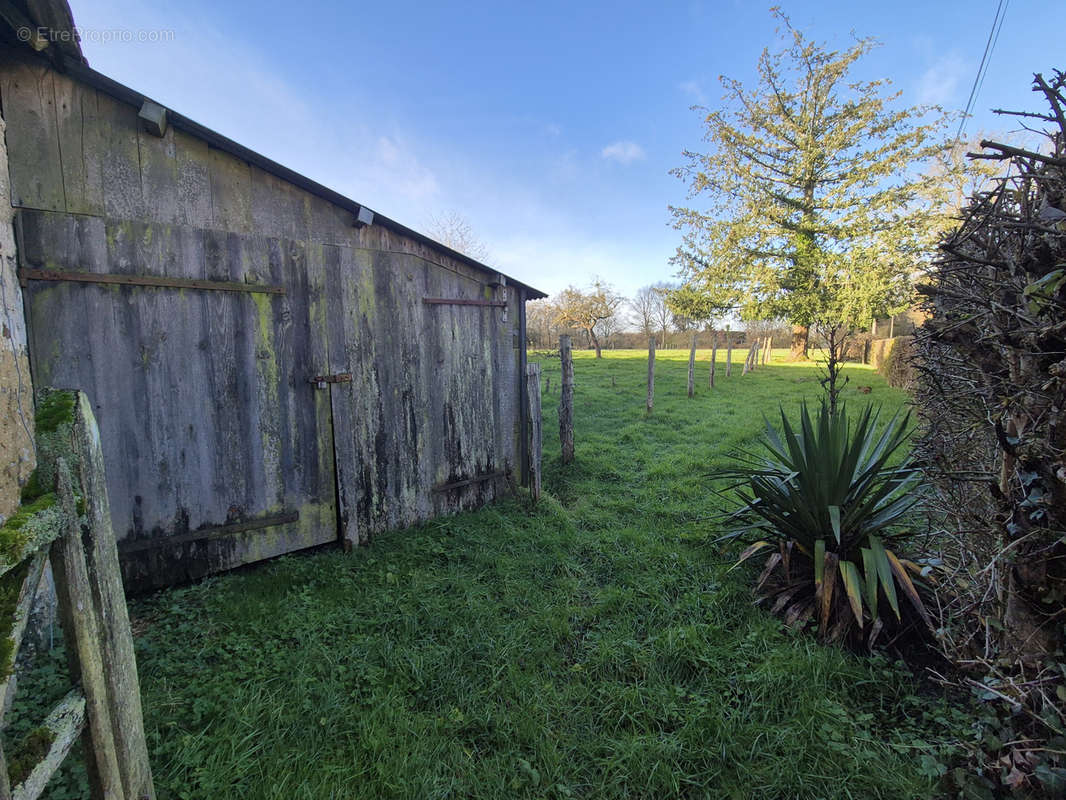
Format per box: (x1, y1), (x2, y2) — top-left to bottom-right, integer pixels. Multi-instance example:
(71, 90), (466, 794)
(1, 52), (524, 591)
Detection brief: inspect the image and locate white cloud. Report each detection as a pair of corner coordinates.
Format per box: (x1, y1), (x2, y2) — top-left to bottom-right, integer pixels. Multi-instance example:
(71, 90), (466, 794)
(678, 79), (706, 104)
(601, 140), (646, 165)
(915, 53), (968, 107)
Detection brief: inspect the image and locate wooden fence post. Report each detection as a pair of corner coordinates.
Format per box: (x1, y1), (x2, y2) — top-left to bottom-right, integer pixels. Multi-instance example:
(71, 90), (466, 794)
(646, 337), (656, 414)
(558, 336), (574, 465)
(709, 332), (718, 389)
(743, 342), (757, 375)
(526, 364), (542, 502)
(763, 337), (771, 365)
(725, 327), (733, 378)
(687, 332), (696, 398)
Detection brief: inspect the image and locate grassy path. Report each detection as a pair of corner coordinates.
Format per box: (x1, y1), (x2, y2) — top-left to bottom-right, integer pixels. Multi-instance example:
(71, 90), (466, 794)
(19, 350), (963, 799)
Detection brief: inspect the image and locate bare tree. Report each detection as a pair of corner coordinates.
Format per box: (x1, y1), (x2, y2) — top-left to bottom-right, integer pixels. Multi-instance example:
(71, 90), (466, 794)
(629, 285), (662, 341)
(651, 283), (674, 347)
(526, 299), (559, 349)
(553, 280), (625, 358)
(427, 210), (491, 263)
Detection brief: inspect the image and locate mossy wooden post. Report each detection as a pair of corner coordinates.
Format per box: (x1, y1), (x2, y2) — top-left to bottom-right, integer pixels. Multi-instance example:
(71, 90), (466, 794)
(709, 332), (718, 389)
(558, 336), (574, 465)
(725, 325), (733, 378)
(72, 393), (154, 800)
(526, 363), (542, 502)
(687, 332), (696, 398)
(646, 337), (656, 414)
(50, 460), (124, 799)
(47, 392), (155, 800)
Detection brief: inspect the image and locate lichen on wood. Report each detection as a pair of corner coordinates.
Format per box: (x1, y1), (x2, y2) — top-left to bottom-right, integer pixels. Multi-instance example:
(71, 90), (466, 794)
(0, 494), (61, 576)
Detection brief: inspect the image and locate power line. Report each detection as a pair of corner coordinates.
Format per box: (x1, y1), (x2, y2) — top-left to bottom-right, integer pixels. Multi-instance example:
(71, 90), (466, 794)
(955, 0), (1009, 144)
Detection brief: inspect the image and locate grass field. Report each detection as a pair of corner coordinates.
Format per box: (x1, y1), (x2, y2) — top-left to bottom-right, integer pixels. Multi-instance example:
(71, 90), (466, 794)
(12, 349), (974, 799)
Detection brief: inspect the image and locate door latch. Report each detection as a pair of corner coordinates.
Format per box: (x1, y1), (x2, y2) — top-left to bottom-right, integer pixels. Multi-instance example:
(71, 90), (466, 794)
(309, 373), (352, 389)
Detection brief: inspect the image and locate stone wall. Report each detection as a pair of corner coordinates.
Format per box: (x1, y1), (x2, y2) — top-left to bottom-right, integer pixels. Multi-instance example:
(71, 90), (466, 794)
(0, 109), (36, 522)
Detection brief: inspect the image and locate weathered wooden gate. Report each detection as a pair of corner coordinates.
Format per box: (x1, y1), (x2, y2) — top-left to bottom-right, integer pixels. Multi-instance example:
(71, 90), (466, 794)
(18, 212), (339, 592)
(322, 247), (514, 548)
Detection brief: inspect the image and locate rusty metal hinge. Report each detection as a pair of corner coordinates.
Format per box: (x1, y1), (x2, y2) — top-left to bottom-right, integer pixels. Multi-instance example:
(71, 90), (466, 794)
(309, 373), (352, 389)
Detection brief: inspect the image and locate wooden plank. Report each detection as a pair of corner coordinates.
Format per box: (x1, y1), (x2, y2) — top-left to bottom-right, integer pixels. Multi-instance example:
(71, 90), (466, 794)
(19, 268), (285, 294)
(526, 363), (542, 502)
(10, 689), (86, 800)
(137, 123), (212, 227)
(97, 86), (145, 220)
(250, 166), (311, 242)
(0, 550), (48, 724)
(52, 74), (105, 216)
(322, 245), (363, 549)
(0, 58), (65, 211)
(50, 459), (125, 800)
(71, 395), (155, 799)
(423, 297), (506, 307)
(209, 148), (253, 234)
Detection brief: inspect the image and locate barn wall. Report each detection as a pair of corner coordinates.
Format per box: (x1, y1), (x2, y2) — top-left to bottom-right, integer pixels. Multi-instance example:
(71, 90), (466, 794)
(0, 51), (525, 590)
(0, 101), (36, 521)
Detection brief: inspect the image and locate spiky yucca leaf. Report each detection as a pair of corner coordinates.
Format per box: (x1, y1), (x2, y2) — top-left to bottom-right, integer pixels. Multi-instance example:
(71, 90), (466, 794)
(713, 402), (931, 644)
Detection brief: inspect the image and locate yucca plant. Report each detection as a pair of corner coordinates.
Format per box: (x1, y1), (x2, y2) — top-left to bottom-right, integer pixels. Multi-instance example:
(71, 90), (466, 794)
(713, 401), (932, 647)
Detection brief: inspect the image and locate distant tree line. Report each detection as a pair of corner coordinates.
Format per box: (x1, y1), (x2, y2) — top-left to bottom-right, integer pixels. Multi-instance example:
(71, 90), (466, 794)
(525, 280), (791, 352)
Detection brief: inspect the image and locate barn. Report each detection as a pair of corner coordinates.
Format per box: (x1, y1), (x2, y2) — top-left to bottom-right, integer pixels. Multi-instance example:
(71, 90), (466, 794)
(0, 3), (545, 592)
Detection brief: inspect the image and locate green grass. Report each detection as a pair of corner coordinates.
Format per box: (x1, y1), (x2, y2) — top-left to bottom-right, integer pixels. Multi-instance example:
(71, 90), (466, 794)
(14, 349), (973, 799)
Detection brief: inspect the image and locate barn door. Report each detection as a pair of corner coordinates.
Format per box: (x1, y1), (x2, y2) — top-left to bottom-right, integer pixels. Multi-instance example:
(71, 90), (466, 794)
(320, 243), (515, 550)
(321, 244), (365, 548)
(18, 211), (341, 591)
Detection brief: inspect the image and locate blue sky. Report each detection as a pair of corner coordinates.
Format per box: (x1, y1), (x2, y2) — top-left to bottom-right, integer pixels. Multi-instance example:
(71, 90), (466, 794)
(70, 0), (1058, 298)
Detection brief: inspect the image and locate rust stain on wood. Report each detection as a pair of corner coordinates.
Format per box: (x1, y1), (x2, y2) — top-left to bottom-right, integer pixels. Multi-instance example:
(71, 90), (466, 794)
(18, 268), (286, 295)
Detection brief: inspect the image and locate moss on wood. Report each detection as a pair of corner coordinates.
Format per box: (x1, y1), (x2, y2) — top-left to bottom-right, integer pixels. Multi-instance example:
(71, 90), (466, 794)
(0, 559), (30, 679)
(7, 725), (56, 787)
(34, 391), (76, 434)
(30, 390), (79, 502)
(0, 492), (58, 565)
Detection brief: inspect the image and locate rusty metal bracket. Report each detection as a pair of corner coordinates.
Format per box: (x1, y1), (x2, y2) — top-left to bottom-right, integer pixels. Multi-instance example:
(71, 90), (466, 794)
(19, 268), (286, 295)
(432, 470), (508, 493)
(309, 373), (352, 389)
(423, 297), (507, 308)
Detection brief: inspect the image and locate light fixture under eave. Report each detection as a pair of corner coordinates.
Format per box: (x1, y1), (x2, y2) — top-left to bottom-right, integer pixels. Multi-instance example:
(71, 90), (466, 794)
(353, 206), (374, 228)
(138, 100), (167, 137)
